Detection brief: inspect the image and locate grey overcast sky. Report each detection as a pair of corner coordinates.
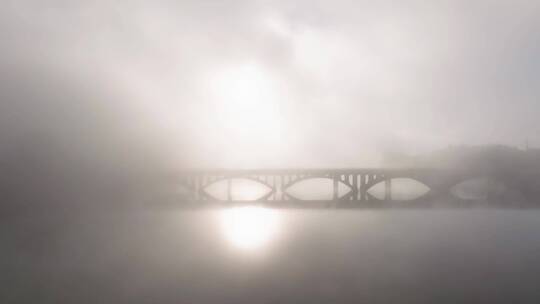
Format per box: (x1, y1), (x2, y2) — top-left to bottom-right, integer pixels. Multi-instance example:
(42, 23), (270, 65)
(1, 0), (540, 168)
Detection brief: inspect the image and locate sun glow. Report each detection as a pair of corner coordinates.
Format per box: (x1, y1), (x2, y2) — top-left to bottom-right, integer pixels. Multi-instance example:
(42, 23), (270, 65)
(218, 206), (281, 250)
(207, 63), (283, 145)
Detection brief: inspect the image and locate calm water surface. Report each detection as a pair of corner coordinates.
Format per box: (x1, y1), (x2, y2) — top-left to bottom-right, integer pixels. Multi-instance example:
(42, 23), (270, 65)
(3, 208), (540, 303)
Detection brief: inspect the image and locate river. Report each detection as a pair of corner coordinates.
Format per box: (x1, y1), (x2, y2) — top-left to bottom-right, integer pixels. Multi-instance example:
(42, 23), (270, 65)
(3, 207), (540, 303)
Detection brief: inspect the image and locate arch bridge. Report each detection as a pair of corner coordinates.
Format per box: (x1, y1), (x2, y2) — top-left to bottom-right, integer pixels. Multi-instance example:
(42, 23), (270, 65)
(170, 168), (503, 208)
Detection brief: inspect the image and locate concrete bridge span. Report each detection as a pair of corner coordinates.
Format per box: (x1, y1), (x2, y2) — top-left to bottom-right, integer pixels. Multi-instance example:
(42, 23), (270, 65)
(168, 168), (510, 207)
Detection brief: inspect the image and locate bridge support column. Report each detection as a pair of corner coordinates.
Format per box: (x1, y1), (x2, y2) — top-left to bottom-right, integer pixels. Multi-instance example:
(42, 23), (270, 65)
(227, 178), (232, 201)
(385, 178), (392, 201)
(333, 175), (339, 200)
(359, 174), (365, 201)
(352, 174), (358, 201)
(195, 175), (201, 201)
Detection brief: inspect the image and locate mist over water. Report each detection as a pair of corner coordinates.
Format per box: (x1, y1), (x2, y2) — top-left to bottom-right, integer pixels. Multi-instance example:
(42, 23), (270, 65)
(2, 1), (540, 210)
(4, 209), (540, 303)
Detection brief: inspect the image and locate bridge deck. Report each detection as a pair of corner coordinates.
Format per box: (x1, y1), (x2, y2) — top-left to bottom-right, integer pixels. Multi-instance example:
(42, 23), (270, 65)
(163, 168), (485, 206)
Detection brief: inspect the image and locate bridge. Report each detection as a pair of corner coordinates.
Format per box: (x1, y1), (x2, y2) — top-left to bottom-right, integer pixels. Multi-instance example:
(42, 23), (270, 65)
(169, 168), (503, 208)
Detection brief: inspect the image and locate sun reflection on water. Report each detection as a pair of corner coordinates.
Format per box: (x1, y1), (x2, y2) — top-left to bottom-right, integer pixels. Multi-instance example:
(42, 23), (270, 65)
(218, 206), (281, 250)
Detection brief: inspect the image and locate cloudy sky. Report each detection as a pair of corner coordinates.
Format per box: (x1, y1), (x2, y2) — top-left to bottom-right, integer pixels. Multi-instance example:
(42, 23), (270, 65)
(1, 0), (540, 168)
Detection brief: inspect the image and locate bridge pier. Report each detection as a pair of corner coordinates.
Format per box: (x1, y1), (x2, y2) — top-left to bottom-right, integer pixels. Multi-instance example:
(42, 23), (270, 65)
(333, 175), (339, 200)
(385, 178), (392, 201)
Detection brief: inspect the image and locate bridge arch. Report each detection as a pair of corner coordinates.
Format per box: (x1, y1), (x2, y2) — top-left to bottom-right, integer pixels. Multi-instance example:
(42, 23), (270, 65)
(449, 176), (507, 202)
(284, 177), (353, 201)
(202, 177), (275, 201)
(367, 178), (431, 201)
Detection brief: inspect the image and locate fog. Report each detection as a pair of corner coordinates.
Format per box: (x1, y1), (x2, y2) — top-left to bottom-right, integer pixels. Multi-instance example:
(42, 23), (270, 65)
(3, 2), (540, 303)
(4, 209), (540, 303)
(3, 0), (540, 209)
(2, 0), (540, 169)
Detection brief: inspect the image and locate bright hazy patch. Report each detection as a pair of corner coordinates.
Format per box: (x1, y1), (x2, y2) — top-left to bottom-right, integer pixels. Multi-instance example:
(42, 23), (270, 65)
(218, 206), (281, 250)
